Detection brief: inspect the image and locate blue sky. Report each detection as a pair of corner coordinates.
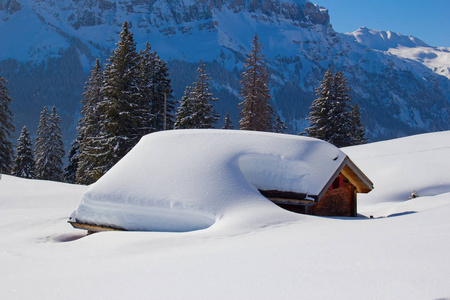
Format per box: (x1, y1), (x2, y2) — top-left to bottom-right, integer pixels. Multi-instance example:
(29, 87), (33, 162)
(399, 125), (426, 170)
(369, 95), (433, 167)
(313, 0), (450, 47)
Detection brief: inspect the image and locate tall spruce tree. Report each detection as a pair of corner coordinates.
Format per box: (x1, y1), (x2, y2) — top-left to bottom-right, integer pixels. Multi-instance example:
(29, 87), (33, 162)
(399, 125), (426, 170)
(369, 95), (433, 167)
(190, 62), (219, 128)
(12, 125), (35, 179)
(239, 34), (274, 132)
(49, 106), (65, 181)
(174, 86), (195, 129)
(138, 43), (175, 131)
(76, 58), (104, 184)
(95, 21), (150, 178)
(304, 69), (354, 147)
(0, 73), (14, 174)
(351, 102), (368, 145)
(327, 70), (353, 147)
(304, 68), (334, 141)
(152, 54), (175, 130)
(64, 138), (79, 183)
(174, 61), (219, 129)
(35, 106), (51, 179)
(35, 106), (65, 181)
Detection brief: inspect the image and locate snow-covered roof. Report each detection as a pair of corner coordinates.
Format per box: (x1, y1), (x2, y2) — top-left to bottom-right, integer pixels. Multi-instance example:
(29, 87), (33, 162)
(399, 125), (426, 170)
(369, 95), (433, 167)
(71, 129), (371, 232)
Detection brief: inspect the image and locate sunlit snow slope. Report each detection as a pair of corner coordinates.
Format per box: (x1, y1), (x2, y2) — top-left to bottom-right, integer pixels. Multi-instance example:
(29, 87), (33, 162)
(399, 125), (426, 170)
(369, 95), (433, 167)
(343, 130), (450, 216)
(0, 131), (449, 299)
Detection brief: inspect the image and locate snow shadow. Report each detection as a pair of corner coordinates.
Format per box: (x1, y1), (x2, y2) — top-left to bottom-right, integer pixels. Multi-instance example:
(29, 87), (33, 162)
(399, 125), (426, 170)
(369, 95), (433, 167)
(385, 211), (417, 218)
(416, 184), (450, 197)
(51, 233), (87, 242)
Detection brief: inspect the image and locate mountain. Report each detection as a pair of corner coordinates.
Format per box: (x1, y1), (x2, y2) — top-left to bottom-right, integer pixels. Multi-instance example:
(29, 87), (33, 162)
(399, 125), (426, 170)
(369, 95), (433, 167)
(1, 0), (449, 148)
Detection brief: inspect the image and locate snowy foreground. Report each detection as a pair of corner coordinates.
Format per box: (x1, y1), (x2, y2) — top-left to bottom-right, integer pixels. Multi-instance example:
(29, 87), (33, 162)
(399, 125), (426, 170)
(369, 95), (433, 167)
(1, 131), (450, 299)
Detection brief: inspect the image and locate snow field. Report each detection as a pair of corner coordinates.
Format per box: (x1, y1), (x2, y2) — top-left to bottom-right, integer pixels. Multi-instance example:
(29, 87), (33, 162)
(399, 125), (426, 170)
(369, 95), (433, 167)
(0, 130), (449, 299)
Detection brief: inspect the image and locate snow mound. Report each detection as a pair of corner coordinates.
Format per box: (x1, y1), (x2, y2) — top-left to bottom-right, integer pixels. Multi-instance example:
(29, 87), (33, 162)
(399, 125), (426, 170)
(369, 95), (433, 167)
(342, 130), (450, 214)
(71, 130), (345, 232)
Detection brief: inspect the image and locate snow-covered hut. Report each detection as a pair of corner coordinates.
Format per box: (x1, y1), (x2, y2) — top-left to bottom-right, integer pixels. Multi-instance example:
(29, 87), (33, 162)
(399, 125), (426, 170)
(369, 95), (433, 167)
(69, 130), (373, 233)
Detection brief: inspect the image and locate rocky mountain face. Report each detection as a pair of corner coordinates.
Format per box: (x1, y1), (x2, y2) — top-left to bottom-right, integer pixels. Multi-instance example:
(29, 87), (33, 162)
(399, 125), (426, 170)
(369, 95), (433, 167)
(0, 0), (449, 147)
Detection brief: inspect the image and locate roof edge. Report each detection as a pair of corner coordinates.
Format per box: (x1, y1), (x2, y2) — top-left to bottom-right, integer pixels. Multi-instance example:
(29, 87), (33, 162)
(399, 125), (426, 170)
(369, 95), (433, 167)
(342, 156), (374, 193)
(317, 155), (374, 200)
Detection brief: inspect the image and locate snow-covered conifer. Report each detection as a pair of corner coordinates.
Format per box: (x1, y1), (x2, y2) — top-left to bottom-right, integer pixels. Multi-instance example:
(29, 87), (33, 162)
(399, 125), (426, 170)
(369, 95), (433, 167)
(0, 74), (14, 174)
(327, 71), (353, 147)
(95, 21), (149, 177)
(35, 106), (51, 179)
(222, 112), (234, 129)
(351, 102), (368, 145)
(190, 62), (219, 128)
(239, 35), (274, 132)
(35, 106), (65, 181)
(304, 69), (354, 147)
(273, 116), (288, 134)
(64, 138), (79, 183)
(138, 43), (175, 131)
(136, 43), (157, 133)
(174, 86), (195, 129)
(12, 125), (35, 179)
(304, 68), (333, 141)
(175, 61), (219, 129)
(76, 59), (103, 184)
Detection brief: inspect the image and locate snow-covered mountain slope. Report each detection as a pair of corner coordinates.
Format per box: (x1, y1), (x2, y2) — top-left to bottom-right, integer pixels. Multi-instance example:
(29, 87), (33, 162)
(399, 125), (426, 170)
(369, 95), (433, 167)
(345, 27), (450, 79)
(1, 130), (449, 299)
(0, 0), (449, 145)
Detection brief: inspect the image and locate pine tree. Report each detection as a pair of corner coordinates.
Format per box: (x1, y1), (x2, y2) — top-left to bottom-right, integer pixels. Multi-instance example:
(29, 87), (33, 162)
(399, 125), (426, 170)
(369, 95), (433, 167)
(76, 59), (104, 184)
(137, 43), (157, 133)
(138, 43), (175, 131)
(49, 106), (65, 181)
(35, 106), (51, 179)
(0, 73), (14, 174)
(351, 102), (368, 145)
(273, 116), (288, 134)
(304, 68), (333, 141)
(95, 21), (150, 178)
(222, 112), (234, 129)
(304, 69), (354, 147)
(190, 62), (219, 128)
(174, 86), (195, 129)
(35, 106), (65, 181)
(327, 71), (353, 147)
(239, 34), (274, 132)
(174, 61), (219, 129)
(12, 125), (35, 179)
(64, 138), (79, 183)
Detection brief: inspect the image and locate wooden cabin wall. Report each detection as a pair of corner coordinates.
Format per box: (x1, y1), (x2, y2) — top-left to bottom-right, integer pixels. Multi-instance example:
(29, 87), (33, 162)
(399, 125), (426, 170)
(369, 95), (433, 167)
(273, 203), (307, 214)
(311, 175), (357, 217)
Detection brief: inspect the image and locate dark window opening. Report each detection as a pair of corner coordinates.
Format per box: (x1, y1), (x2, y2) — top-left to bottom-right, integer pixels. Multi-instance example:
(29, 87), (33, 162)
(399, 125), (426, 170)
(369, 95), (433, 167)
(329, 176), (341, 190)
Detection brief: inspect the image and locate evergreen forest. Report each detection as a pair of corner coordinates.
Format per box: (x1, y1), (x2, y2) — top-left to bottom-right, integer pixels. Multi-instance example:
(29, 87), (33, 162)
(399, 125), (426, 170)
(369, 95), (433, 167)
(0, 22), (367, 184)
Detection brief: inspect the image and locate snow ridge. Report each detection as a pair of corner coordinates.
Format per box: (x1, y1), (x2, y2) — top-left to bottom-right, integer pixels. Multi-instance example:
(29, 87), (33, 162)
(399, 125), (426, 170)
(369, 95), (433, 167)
(345, 27), (450, 79)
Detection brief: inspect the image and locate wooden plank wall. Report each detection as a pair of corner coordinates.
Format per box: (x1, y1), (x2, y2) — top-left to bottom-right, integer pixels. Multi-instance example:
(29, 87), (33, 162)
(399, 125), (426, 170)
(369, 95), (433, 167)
(312, 175), (357, 217)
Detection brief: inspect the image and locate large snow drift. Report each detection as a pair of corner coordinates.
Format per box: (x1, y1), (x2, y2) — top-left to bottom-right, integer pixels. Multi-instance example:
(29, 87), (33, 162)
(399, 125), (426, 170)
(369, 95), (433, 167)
(71, 130), (345, 232)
